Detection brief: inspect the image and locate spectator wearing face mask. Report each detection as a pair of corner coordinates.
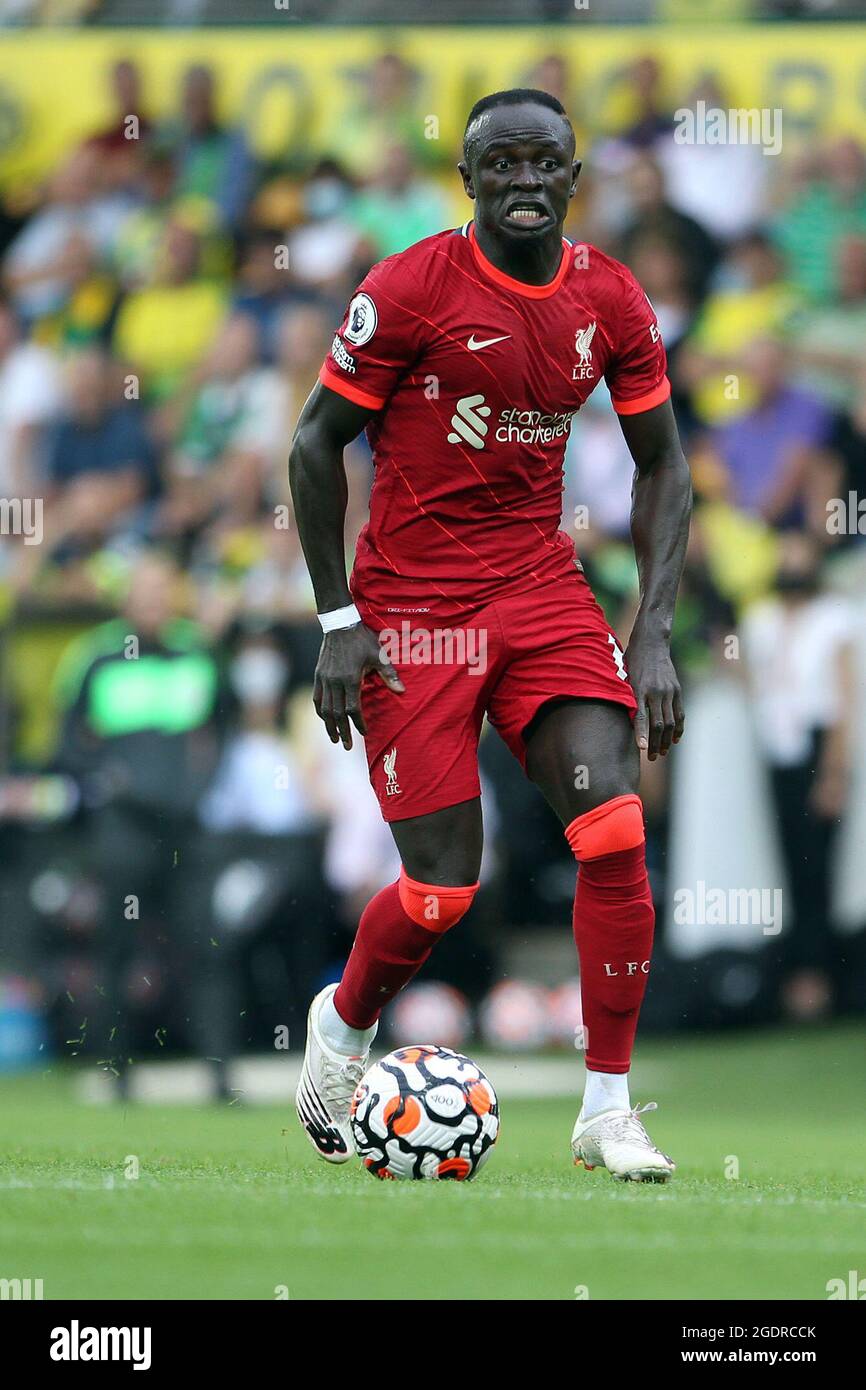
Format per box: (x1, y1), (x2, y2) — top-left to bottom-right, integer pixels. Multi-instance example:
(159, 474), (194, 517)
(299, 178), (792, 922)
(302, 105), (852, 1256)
(200, 628), (313, 836)
(192, 624), (330, 1093)
(740, 532), (857, 1020)
(286, 160), (365, 295)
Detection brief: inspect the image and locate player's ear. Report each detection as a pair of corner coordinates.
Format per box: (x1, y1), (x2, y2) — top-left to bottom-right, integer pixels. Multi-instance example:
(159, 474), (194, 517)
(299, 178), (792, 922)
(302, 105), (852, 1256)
(570, 159), (582, 196)
(458, 160), (476, 200)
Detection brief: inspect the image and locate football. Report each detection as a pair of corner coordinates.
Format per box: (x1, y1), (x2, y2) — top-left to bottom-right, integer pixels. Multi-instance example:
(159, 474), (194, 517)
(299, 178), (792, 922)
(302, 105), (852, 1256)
(350, 1044), (500, 1180)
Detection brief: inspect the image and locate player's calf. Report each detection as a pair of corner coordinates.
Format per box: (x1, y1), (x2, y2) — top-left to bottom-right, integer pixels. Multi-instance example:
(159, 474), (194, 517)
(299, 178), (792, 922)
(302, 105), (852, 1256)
(564, 793), (675, 1173)
(567, 792), (655, 1077)
(335, 868), (479, 1029)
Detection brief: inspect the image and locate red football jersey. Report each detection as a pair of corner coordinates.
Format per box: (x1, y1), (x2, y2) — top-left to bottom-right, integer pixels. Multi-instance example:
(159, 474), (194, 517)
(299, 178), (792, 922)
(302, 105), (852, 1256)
(320, 222), (669, 621)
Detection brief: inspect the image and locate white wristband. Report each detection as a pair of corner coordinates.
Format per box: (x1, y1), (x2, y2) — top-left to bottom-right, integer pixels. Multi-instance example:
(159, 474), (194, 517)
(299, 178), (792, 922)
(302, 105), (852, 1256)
(318, 603), (361, 633)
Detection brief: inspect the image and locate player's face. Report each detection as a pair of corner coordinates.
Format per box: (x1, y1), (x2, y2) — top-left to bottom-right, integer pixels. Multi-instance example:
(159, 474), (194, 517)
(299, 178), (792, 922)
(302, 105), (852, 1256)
(460, 103), (579, 241)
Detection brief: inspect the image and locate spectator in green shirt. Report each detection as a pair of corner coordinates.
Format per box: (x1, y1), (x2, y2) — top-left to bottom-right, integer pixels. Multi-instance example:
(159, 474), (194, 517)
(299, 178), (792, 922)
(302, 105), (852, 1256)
(772, 137), (866, 304)
(348, 143), (451, 262)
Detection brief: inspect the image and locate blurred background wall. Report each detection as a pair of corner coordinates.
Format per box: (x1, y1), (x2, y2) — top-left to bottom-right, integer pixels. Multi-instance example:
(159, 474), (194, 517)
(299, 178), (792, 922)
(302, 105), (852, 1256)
(1, 5), (865, 1078)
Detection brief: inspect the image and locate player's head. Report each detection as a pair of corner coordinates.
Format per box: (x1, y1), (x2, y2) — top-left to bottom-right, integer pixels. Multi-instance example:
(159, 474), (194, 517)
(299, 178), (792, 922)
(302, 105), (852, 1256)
(458, 89), (579, 240)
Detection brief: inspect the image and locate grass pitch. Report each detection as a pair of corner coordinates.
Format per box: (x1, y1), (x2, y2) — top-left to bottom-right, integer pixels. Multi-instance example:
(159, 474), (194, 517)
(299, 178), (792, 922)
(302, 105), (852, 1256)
(0, 1026), (864, 1301)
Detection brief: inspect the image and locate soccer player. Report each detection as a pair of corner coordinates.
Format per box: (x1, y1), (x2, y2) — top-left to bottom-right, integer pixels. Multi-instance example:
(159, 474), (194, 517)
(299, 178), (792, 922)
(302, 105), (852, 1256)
(290, 90), (692, 1180)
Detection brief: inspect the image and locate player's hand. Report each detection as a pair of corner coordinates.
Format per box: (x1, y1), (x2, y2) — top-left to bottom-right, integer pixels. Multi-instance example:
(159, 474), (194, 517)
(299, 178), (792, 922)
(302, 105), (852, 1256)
(625, 629), (684, 761)
(314, 623), (404, 750)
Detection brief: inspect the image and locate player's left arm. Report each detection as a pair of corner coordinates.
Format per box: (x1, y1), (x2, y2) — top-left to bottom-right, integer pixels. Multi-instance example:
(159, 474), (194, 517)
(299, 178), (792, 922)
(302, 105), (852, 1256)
(618, 397), (693, 761)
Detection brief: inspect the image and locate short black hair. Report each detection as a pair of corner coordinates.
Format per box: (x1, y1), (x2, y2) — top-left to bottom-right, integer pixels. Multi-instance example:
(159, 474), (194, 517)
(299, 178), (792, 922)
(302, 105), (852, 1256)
(463, 88), (572, 165)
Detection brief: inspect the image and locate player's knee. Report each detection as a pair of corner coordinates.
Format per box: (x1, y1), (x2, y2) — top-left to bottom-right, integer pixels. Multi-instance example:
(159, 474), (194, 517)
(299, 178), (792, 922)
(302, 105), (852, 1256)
(565, 792), (645, 862)
(398, 867), (479, 932)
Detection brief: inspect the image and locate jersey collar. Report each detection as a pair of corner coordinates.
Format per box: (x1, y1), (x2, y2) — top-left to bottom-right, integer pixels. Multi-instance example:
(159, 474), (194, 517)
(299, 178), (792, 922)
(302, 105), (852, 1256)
(467, 222), (571, 300)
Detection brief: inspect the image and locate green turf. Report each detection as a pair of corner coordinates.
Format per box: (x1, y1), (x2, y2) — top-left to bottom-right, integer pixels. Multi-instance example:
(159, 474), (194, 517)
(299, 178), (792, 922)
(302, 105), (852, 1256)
(1, 1026), (864, 1300)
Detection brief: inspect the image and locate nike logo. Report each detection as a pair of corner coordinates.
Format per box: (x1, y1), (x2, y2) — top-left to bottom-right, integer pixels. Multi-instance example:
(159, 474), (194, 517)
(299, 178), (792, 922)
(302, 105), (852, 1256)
(466, 334), (511, 351)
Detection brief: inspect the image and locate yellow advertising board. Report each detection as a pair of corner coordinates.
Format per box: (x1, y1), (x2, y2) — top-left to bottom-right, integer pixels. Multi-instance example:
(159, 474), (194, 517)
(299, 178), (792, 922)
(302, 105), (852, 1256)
(0, 24), (863, 191)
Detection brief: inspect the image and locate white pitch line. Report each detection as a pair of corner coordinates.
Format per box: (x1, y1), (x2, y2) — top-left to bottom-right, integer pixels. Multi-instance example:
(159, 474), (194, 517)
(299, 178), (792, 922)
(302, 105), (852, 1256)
(75, 1053), (665, 1106)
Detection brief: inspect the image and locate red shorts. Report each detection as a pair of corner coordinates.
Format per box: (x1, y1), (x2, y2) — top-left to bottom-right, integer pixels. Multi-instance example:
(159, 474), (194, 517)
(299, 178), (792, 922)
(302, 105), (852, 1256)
(357, 572), (637, 822)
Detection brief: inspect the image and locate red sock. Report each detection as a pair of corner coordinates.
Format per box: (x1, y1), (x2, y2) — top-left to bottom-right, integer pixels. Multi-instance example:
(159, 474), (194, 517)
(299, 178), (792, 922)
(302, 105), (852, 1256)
(334, 872), (478, 1030)
(566, 796), (655, 1074)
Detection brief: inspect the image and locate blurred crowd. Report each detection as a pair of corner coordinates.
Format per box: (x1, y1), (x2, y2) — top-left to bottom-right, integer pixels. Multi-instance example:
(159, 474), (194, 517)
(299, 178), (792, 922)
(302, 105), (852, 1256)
(1, 49), (865, 1076)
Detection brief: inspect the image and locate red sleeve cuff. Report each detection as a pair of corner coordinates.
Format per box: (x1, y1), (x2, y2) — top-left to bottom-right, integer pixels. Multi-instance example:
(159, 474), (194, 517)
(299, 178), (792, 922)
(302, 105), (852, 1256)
(611, 376), (671, 416)
(318, 364), (385, 411)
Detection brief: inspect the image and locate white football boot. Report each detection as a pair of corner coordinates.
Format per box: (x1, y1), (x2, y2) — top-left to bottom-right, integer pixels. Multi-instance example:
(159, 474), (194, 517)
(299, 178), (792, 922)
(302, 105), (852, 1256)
(571, 1101), (675, 1182)
(295, 984), (376, 1164)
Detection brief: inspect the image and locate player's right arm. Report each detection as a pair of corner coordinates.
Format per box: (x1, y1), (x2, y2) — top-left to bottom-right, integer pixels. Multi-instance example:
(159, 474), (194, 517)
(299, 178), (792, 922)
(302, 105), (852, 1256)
(289, 381), (404, 752)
